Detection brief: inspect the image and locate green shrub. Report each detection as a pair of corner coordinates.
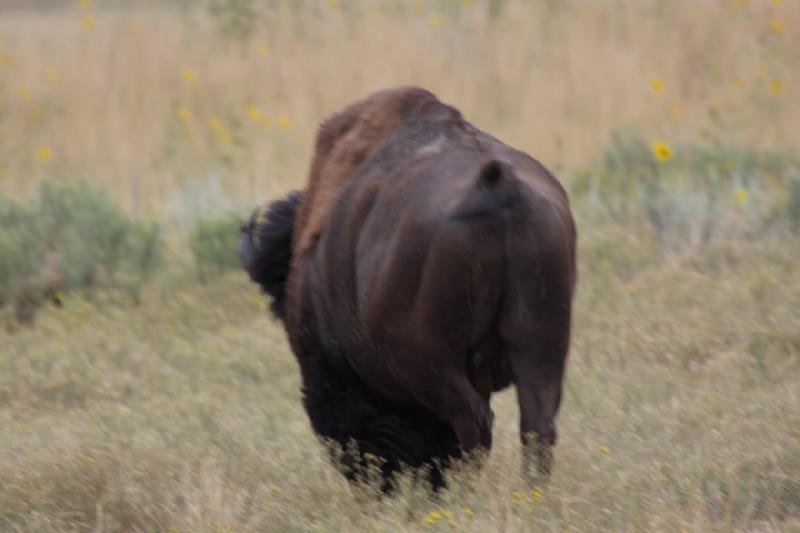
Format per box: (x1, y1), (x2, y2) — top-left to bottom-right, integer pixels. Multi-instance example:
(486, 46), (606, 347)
(0, 195), (43, 307)
(788, 178), (800, 234)
(571, 134), (797, 250)
(1, 180), (163, 321)
(488, 0), (508, 20)
(208, 0), (271, 41)
(189, 213), (242, 279)
(38, 181), (162, 296)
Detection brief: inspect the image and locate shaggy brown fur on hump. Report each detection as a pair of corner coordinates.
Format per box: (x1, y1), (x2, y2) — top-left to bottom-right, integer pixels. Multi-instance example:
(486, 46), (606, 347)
(291, 87), (442, 259)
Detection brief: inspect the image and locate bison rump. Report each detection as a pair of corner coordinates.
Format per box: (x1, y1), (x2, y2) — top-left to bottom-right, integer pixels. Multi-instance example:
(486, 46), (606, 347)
(241, 87), (576, 492)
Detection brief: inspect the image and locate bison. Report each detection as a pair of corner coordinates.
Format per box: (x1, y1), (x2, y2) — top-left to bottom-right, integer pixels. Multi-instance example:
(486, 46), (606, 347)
(240, 87), (576, 490)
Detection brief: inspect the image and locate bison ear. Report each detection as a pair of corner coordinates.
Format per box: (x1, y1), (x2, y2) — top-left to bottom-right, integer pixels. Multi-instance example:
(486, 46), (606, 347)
(478, 160), (504, 189)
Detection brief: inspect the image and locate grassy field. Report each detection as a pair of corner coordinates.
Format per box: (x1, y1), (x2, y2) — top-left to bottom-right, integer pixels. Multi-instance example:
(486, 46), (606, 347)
(1, 230), (798, 532)
(1, 0), (800, 531)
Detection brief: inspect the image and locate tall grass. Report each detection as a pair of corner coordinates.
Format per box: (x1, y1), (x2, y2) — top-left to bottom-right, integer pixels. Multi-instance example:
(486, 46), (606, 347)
(1, 0), (798, 214)
(0, 235), (798, 531)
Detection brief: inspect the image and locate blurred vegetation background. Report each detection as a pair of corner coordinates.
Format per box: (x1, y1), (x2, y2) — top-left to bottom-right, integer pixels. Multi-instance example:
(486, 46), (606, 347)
(0, 0), (797, 285)
(0, 0), (798, 531)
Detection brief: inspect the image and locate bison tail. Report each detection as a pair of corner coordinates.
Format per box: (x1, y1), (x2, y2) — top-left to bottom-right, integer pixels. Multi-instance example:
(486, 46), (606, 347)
(451, 159), (523, 220)
(239, 191), (303, 320)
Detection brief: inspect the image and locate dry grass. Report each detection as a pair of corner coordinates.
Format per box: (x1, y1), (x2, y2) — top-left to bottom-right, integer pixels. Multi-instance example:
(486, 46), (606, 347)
(1, 1), (799, 531)
(1, 236), (798, 531)
(1, 0), (798, 213)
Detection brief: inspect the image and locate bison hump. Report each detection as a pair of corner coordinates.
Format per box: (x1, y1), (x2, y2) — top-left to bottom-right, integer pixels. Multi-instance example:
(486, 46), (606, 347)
(292, 87), (465, 259)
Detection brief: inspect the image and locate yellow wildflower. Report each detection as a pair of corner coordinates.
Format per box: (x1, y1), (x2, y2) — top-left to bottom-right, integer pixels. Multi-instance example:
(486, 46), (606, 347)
(651, 141), (672, 162)
(769, 80), (783, 96)
(277, 115), (293, 130)
(77, 0), (91, 8)
(246, 105), (263, 121)
(423, 510), (441, 525)
(177, 105), (193, 122)
(81, 13), (96, 29)
(45, 68), (60, 85)
(257, 42), (269, 58)
(772, 0), (782, 6)
(770, 19), (784, 35)
(37, 146), (53, 163)
(247, 105), (271, 127)
(209, 116), (232, 144)
(463, 506), (474, 517)
(732, 76), (745, 89)
(649, 77), (665, 94)
(531, 488), (542, 502)
(734, 188), (748, 206)
(512, 490), (525, 502)
(598, 445), (610, 453)
(0, 51), (11, 66)
(427, 13), (443, 28)
(181, 67), (197, 84)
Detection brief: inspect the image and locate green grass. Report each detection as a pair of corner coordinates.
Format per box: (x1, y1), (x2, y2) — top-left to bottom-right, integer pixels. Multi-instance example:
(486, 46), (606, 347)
(1, 228), (798, 532)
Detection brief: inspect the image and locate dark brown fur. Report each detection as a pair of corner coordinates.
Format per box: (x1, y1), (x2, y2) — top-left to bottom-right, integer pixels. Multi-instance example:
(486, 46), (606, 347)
(241, 87), (576, 490)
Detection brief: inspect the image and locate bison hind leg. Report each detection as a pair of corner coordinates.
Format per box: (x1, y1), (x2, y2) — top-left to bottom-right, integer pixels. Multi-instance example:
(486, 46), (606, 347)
(239, 191), (302, 320)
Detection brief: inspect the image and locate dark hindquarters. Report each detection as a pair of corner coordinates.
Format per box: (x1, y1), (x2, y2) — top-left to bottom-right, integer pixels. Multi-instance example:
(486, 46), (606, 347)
(298, 335), (461, 492)
(239, 191), (303, 320)
(502, 207), (576, 482)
